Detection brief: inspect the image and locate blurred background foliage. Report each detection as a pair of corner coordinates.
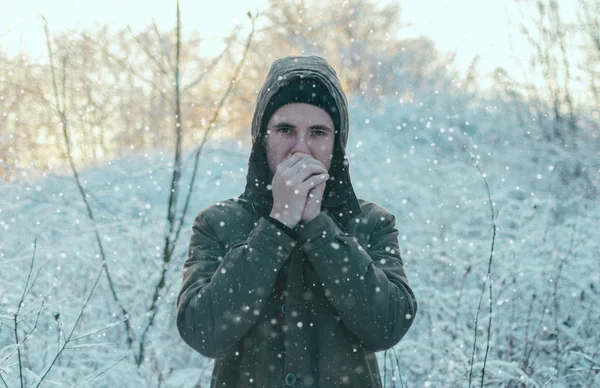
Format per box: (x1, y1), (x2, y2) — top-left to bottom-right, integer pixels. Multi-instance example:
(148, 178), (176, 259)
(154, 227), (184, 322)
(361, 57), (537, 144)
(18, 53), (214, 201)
(1, 0), (597, 181)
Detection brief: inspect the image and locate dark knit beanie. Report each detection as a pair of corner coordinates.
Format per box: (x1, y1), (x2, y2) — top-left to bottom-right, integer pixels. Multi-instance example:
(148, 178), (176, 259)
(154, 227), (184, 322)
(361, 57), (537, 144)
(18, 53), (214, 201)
(261, 77), (340, 137)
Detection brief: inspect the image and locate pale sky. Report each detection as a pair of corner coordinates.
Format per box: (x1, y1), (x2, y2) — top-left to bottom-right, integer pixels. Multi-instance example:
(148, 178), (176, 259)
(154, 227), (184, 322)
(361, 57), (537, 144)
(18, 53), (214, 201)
(0, 0), (553, 88)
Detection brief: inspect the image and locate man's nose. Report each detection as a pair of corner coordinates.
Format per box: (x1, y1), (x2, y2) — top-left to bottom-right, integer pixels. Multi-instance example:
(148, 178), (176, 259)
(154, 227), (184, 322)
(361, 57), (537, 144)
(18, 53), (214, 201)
(291, 135), (311, 154)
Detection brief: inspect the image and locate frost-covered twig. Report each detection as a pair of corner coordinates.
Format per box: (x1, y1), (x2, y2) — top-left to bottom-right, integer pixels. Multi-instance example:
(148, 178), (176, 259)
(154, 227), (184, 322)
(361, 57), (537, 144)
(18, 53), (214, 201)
(71, 319), (129, 342)
(42, 15), (135, 350)
(33, 263), (104, 388)
(65, 342), (117, 349)
(136, 280), (175, 366)
(1, 301), (44, 374)
(182, 34), (233, 94)
(135, 7), (258, 367)
(16, 298), (66, 323)
(75, 355), (128, 388)
(172, 11), (258, 257)
(552, 217), (577, 383)
(525, 292), (552, 373)
(134, 0), (183, 367)
(164, 0), (184, 272)
(126, 25), (169, 77)
(571, 351), (599, 367)
(468, 164), (498, 388)
(150, 349), (169, 388)
(78, 32), (171, 108)
(521, 293), (537, 372)
(382, 347), (405, 388)
(11, 239), (38, 388)
(152, 18), (175, 71)
(453, 264), (471, 334)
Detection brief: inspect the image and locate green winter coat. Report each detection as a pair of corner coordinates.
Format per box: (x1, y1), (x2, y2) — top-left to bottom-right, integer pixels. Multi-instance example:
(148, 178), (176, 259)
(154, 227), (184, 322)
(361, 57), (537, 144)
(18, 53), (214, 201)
(176, 55), (418, 387)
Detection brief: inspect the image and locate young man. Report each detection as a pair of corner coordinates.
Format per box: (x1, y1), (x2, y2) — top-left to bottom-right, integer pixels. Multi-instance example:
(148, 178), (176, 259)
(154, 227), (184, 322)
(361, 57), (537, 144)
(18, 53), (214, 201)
(177, 55), (418, 387)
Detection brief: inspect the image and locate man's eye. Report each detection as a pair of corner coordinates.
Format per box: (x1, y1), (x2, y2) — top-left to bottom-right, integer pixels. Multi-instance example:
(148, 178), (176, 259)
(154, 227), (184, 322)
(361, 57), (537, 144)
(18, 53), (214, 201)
(313, 130), (326, 136)
(277, 127), (292, 133)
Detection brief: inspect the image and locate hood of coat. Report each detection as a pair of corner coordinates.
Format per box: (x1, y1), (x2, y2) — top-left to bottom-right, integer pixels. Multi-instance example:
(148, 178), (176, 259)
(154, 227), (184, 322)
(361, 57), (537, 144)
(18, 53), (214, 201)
(238, 55), (362, 229)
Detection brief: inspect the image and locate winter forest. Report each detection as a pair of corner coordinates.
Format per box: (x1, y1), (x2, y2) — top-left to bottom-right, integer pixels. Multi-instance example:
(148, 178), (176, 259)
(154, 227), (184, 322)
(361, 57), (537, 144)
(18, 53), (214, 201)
(1, 0), (599, 387)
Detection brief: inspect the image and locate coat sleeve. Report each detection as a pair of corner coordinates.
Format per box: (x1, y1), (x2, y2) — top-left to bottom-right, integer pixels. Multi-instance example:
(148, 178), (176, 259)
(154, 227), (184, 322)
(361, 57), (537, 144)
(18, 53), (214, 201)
(297, 209), (417, 352)
(176, 209), (296, 359)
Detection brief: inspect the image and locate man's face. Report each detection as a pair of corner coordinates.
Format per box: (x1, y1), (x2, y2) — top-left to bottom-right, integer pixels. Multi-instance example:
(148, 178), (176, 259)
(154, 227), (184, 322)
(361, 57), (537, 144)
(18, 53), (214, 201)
(264, 103), (335, 181)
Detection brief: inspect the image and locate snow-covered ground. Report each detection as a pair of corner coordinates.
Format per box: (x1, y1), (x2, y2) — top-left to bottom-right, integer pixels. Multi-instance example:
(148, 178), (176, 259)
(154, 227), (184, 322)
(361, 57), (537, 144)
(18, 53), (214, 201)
(1, 95), (599, 387)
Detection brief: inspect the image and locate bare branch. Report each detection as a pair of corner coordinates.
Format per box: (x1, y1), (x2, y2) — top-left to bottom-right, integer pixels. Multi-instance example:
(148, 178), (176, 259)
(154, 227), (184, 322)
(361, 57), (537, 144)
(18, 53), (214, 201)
(17, 298), (67, 323)
(150, 350), (169, 388)
(33, 262), (104, 388)
(16, 239), (37, 318)
(13, 239), (37, 388)
(136, 280), (175, 366)
(570, 351), (599, 367)
(65, 342), (117, 350)
(152, 18), (175, 71)
(71, 319), (129, 342)
(182, 34), (234, 93)
(552, 216), (578, 381)
(42, 15), (136, 351)
(134, 17), (258, 364)
(467, 162), (498, 388)
(23, 266), (43, 304)
(165, 0), (184, 244)
(127, 25), (169, 77)
(42, 16), (63, 113)
(135, 0), (184, 366)
(173, 12), (258, 259)
(2, 300), (44, 369)
(136, 9), (258, 367)
(75, 356), (128, 387)
(78, 32), (174, 113)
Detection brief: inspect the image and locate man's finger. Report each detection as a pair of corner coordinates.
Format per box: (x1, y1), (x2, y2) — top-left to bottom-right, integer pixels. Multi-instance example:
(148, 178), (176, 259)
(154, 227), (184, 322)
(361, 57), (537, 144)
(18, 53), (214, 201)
(299, 173), (329, 192)
(290, 154), (327, 171)
(276, 153), (306, 174)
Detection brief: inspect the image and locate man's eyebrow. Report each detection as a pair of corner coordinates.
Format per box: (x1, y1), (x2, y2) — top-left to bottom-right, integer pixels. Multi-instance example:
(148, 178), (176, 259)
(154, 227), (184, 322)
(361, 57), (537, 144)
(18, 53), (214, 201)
(272, 122), (333, 131)
(310, 124), (333, 131)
